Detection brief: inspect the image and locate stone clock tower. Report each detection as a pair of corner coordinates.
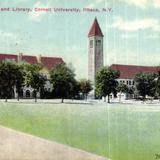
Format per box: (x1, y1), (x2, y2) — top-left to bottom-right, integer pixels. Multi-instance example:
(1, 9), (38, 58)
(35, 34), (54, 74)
(88, 18), (104, 93)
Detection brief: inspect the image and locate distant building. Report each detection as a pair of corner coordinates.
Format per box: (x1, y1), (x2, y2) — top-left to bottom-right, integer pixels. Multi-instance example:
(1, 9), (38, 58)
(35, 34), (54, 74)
(110, 64), (157, 99)
(0, 53), (64, 98)
(110, 64), (157, 88)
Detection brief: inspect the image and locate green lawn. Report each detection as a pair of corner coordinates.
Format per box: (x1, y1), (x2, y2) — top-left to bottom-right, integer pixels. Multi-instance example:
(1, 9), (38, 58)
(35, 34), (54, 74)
(0, 101), (160, 160)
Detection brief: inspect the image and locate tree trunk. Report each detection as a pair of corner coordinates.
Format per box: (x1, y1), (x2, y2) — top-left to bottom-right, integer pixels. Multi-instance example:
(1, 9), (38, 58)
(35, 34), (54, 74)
(35, 91), (37, 103)
(83, 93), (85, 100)
(119, 92), (122, 102)
(104, 96), (106, 102)
(5, 97), (7, 102)
(107, 94), (110, 103)
(143, 95), (146, 102)
(17, 93), (20, 101)
(61, 98), (64, 103)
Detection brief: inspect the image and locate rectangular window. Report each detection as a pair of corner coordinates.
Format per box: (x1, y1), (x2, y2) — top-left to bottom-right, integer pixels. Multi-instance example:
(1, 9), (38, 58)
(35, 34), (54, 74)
(90, 40), (93, 48)
(96, 40), (101, 47)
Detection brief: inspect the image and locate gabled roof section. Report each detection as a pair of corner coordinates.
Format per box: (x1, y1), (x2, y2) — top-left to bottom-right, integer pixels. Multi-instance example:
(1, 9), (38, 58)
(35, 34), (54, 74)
(22, 55), (38, 64)
(110, 64), (157, 79)
(41, 57), (64, 70)
(88, 18), (104, 37)
(0, 54), (18, 62)
(0, 53), (64, 70)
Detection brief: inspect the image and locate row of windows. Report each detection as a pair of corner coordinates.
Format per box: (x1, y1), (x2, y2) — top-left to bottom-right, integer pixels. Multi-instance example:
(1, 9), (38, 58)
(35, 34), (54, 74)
(119, 80), (135, 85)
(90, 40), (101, 48)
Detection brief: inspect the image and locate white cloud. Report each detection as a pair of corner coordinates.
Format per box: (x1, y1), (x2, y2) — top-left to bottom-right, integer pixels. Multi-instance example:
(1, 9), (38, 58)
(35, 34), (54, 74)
(0, 31), (17, 39)
(153, 0), (160, 8)
(145, 34), (160, 39)
(120, 0), (160, 9)
(29, 1), (50, 21)
(112, 17), (160, 32)
(120, 32), (160, 40)
(86, 0), (107, 8)
(120, 33), (137, 39)
(120, 0), (148, 8)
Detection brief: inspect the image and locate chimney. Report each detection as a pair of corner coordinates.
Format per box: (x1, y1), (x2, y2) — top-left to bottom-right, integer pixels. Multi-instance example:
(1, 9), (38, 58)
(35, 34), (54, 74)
(37, 54), (42, 63)
(18, 53), (23, 62)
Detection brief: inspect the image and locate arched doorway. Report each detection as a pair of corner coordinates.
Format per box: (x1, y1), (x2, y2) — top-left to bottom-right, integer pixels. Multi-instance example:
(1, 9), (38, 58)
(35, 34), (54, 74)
(26, 90), (30, 98)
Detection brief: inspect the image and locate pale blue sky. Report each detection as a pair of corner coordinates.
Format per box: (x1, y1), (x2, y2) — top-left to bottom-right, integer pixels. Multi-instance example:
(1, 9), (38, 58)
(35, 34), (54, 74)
(0, 0), (159, 78)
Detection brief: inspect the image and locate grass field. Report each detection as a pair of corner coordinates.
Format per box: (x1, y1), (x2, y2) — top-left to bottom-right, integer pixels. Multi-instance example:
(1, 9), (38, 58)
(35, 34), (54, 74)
(0, 101), (160, 160)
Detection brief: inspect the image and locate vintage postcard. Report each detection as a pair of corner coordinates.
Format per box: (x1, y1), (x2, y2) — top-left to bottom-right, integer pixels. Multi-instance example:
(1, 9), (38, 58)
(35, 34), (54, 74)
(0, 0), (159, 160)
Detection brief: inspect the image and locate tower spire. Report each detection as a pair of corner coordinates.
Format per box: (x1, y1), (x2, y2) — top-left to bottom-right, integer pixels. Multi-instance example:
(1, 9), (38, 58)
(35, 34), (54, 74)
(88, 17), (103, 37)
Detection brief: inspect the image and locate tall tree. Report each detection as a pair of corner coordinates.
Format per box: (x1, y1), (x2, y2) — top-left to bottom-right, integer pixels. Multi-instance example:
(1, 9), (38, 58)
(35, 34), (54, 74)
(96, 67), (120, 103)
(135, 73), (157, 101)
(15, 64), (25, 101)
(24, 64), (46, 102)
(79, 79), (92, 100)
(0, 60), (18, 102)
(155, 66), (160, 101)
(50, 64), (76, 103)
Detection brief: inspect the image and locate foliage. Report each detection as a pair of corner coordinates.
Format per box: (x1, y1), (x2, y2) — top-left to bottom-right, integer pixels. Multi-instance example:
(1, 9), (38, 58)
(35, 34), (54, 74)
(50, 64), (76, 103)
(0, 60), (22, 101)
(135, 73), (157, 100)
(79, 79), (92, 100)
(155, 66), (160, 100)
(117, 83), (128, 93)
(24, 64), (46, 102)
(96, 66), (120, 103)
(15, 64), (25, 101)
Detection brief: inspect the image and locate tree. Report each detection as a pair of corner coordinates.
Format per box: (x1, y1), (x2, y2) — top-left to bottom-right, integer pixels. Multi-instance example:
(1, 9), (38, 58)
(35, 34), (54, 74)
(0, 60), (18, 102)
(50, 64), (76, 103)
(79, 79), (92, 100)
(15, 64), (25, 101)
(24, 64), (46, 102)
(135, 73), (157, 101)
(96, 67), (120, 103)
(155, 66), (160, 101)
(117, 83), (129, 102)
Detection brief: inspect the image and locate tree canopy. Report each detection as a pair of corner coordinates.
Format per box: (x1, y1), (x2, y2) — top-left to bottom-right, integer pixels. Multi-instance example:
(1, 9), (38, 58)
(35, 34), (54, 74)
(79, 79), (92, 100)
(96, 67), (120, 103)
(24, 64), (46, 102)
(0, 60), (21, 101)
(135, 73), (157, 100)
(50, 64), (76, 103)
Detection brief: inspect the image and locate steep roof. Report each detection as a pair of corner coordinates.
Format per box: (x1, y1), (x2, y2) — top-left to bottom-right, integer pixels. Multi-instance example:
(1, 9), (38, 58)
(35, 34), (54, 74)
(88, 18), (104, 37)
(22, 55), (38, 64)
(0, 53), (64, 70)
(0, 54), (18, 62)
(41, 57), (64, 70)
(110, 64), (157, 79)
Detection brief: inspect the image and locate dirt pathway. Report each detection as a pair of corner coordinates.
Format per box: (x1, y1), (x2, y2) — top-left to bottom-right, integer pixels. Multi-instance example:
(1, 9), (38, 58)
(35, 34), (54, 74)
(0, 126), (107, 160)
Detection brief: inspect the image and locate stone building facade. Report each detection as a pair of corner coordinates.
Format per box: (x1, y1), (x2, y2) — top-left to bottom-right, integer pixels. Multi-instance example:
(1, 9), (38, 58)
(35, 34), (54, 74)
(88, 18), (104, 97)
